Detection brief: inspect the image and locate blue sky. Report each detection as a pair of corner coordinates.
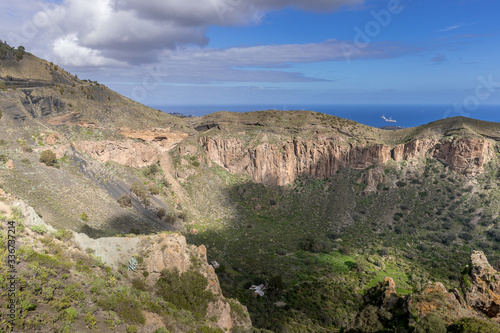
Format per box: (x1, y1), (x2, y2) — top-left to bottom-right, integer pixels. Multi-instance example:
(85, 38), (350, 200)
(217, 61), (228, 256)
(1, 0), (499, 109)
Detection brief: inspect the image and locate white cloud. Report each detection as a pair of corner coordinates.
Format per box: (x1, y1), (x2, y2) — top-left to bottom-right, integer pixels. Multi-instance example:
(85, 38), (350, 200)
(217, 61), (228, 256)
(8, 0), (363, 66)
(52, 34), (125, 67)
(439, 24), (462, 32)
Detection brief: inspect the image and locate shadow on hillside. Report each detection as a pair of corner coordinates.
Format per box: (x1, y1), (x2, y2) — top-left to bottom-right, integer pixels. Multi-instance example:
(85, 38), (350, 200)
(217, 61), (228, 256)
(79, 211), (174, 239)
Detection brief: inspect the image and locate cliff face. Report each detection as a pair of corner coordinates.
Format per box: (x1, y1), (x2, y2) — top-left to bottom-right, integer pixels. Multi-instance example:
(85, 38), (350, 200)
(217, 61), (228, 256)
(200, 136), (494, 185)
(465, 251), (500, 321)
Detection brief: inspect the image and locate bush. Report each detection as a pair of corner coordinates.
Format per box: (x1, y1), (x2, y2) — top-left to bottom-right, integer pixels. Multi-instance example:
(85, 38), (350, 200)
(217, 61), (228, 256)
(80, 213), (89, 222)
(157, 208), (166, 219)
(55, 229), (73, 241)
(0, 154), (8, 163)
(130, 182), (150, 206)
(127, 325), (138, 333)
(31, 225), (47, 235)
(143, 164), (159, 177)
(415, 313), (446, 333)
(300, 236), (330, 253)
(39, 150), (57, 166)
(154, 328), (169, 333)
(149, 185), (161, 195)
(448, 317), (500, 332)
(118, 194), (132, 207)
(64, 307), (78, 322)
(156, 268), (214, 319)
(84, 313), (98, 329)
(131, 278), (147, 291)
(164, 214), (177, 225)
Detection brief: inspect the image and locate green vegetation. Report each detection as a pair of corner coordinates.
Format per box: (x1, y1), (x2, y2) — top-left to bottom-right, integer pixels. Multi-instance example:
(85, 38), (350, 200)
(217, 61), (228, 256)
(156, 268), (214, 319)
(39, 150), (57, 166)
(118, 193), (132, 207)
(130, 182), (150, 206)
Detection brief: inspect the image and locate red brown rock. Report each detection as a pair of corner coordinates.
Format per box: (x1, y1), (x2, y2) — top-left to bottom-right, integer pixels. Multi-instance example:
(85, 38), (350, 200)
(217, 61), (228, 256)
(200, 136), (493, 186)
(72, 140), (160, 168)
(465, 251), (500, 322)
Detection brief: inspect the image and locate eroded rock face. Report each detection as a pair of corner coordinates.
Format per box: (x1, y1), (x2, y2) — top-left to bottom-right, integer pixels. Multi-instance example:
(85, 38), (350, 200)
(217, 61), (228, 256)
(142, 233), (252, 332)
(465, 251), (500, 321)
(406, 282), (475, 325)
(200, 136), (493, 186)
(72, 140), (160, 168)
(433, 138), (493, 175)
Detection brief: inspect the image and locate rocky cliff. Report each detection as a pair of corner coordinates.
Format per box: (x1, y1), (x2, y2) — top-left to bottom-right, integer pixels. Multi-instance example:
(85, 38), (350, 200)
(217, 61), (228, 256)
(200, 135), (494, 186)
(349, 251), (500, 331)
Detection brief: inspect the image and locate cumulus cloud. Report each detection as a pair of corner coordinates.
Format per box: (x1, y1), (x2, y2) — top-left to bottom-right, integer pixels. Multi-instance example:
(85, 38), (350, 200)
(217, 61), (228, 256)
(20, 0), (363, 66)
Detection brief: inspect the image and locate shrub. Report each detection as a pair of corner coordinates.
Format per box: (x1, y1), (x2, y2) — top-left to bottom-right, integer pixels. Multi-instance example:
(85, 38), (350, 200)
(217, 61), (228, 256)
(39, 150), (57, 166)
(0, 154), (8, 163)
(154, 328), (169, 333)
(64, 307), (78, 322)
(31, 225), (47, 235)
(97, 289), (145, 325)
(20, 299), (36, 311)
(164, 214), (177, 225)
(131, 278), (147, 291)
(117, 194), (132, 207)
(143, 164), (159, 177)
(84, 313), (98, 329)
(80, 212), (89, 222)
(448, 317), (500, 333)
(127, 325), (138, 333)
(157, 208), (166, 219)
(54, 229), (73, 241)
(415, 313), (446, 333)
(149, 185), (161, 195)
(130, 182), (150, 206)
(156, 268), (214, 319)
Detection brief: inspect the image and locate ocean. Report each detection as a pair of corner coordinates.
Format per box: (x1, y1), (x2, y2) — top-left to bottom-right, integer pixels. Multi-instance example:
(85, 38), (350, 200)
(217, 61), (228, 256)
(152, 104), (500, 128)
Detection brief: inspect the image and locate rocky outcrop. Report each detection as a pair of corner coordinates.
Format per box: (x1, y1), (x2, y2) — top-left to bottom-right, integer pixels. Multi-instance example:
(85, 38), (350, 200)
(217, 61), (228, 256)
(433, 138), (493, 175)
(200, 136), (493, 186)
(350, 251), (500, 331)
(73, 231), (252, 332)
(464, 251), (500, 321)
(72, 140), (161, 168)
(406, 282), (476, 325)
(142, 234), (252, 331)
(119, 127), (189, 150)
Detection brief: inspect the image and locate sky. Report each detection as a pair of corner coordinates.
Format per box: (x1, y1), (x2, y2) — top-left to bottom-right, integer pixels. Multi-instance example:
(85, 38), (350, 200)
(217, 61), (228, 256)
(1, 0), (500, 110)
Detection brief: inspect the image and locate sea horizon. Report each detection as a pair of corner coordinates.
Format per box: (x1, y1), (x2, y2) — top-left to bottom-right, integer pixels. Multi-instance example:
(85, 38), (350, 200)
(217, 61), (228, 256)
(151, 104), (500, 129)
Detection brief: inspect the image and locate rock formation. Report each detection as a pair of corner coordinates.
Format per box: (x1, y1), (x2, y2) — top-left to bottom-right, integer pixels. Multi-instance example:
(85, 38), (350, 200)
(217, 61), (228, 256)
(72, 231), (252, 332)
(464, 251), (500, 321)
(200, 136), (493, 186)
(350, 251), (500, 331)
(72, 140), (161, 168)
